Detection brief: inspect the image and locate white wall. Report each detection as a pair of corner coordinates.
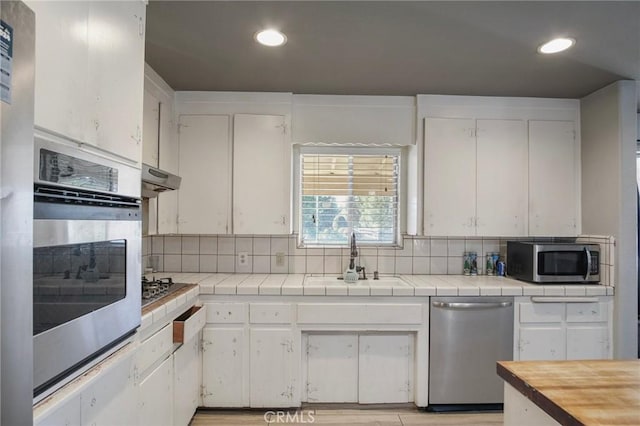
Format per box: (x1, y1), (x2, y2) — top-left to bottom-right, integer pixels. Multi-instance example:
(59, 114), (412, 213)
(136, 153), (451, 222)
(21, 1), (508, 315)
(581, 80), (638, 359)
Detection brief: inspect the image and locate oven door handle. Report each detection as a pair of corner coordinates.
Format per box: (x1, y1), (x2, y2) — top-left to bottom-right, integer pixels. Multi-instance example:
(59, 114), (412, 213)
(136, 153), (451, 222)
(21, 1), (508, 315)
(584, 247), (592, 281)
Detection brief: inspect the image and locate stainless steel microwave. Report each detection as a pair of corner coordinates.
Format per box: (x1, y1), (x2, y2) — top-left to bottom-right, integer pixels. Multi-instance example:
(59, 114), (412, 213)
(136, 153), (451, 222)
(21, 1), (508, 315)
(506, 241), (600, 284)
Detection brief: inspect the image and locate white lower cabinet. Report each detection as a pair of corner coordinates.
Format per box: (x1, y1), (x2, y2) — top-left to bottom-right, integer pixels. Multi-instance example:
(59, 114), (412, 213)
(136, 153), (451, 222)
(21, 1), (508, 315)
(138, 355), (174, 426)
(359, 334), (413, 403)
(81, 351), (138, 426)
(304, 333), (414, 404)
(514, 296), (612, 361)
(306, 334), (359, 403)
(174, 336), (202, 426)
(250, 328), (298, 407)
(202, 327), (246, 407)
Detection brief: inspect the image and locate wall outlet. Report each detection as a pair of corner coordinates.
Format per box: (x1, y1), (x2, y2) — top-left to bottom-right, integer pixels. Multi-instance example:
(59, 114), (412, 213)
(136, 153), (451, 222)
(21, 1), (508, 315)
(237, 252), (249, 266)
(275, 252), (285, 267)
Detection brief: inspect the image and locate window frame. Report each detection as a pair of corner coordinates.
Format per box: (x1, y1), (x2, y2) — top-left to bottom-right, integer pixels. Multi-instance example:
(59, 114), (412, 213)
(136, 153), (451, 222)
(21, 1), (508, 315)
(293, 145), (406, 248)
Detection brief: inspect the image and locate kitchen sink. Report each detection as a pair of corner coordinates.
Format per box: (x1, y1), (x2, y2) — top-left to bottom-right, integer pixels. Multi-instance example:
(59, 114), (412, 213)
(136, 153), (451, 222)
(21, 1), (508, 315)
(303, 275), (411, 287)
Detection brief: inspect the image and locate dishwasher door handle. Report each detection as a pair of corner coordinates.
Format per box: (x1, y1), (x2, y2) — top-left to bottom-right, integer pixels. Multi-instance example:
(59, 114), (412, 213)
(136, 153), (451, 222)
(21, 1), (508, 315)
(431, 301), (513, 310)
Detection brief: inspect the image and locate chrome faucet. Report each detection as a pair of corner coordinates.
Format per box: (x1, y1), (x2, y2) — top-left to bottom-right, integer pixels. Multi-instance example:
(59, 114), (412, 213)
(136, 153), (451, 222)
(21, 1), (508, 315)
(348, 232), (366, 279)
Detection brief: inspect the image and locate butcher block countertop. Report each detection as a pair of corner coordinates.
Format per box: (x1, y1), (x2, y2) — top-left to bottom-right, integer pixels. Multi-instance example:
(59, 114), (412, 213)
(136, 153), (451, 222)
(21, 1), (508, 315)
(497, 360), (640, 426)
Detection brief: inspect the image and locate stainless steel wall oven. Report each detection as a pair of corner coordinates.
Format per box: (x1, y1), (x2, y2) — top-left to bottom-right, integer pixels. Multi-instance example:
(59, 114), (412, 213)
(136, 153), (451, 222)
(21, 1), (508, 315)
(33, 133), (141, 396)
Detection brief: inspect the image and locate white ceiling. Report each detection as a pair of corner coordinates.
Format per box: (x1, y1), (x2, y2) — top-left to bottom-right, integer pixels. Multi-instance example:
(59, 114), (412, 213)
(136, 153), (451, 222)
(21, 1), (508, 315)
(145, 1), (640, 106)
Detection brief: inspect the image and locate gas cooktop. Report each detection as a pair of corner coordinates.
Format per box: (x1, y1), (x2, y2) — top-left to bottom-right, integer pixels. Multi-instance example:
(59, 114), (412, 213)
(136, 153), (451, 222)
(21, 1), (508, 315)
(141, 276), (187, 307)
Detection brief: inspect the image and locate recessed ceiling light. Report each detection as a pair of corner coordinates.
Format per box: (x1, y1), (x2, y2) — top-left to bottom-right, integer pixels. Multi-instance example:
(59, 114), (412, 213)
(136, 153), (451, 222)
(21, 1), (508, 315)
(254, 29), (287, 47)
(538, 37), (576, 54)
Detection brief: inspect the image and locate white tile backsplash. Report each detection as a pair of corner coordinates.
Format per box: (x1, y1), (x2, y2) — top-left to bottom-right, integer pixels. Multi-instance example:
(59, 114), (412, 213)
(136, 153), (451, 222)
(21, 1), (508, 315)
(163, 254), (181, 271)
(430, 238), (447, 256)
(145, 234), (614, 285)
(217, 255), (235, 273)
(430, 257), (447, 274)
(199, 255), (217, 273)
(253, 237), (270, 255)
(164, 236), (182, 254)
(236, 237), (253, 254)
(395, 257), (413, 274)
(271, 237), (288, 255)
(181, 254), (199, 272)
(378, 256), (395, 274)
(200, 236), (218, 255)
(413, 239), (430, 257)
(253, 255), (270, 273)
(182, 236), (199, 255)
(218, 237), (235, 255)
(271, 255), (289, 274)
(447, 238), (465, 257)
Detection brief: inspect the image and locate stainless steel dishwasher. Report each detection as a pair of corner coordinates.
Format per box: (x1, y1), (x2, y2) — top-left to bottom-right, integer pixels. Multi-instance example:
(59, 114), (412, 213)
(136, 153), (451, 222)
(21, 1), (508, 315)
(428, 296), (514, 411)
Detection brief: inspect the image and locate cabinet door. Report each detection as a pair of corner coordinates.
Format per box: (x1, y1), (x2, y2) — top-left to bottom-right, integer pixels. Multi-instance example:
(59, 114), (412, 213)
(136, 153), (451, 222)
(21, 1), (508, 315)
(202, 328), (245, 407)
(359, 334), (413, 403)
(178, 115), (231, 234)
(306, 334), (358, 403)
(157, 96), (179, 234)
(566, 324), (610, 360)
(476, 119), (527, 236)
(250, 328), (297, 407)
(529, 120), (578, 236)
(174, 336), (201, 426)
(28, 1), (90, 142)
(142, 89), (160, 167)
(517, 325), (565, 361)
(81, 352), (137, 426)
(233, 114), (289, 234)
(138, 355), (174, 426)
(424, 117), (476, 236)
(87, 1), (145, 162)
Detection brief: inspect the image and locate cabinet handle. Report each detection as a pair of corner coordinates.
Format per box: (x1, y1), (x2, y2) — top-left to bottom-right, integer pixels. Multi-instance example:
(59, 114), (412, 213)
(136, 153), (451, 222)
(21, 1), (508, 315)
(531, 297), (599, 303)
(432, 301), (512, 309)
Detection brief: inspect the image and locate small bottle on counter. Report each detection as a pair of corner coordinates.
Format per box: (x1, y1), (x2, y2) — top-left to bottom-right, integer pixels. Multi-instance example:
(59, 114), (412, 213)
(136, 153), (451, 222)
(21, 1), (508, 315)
(470, 252), (478, 275)
(496, 259), (506, 276)
(485, 253), (495, 275)
(463, 252), (471, 276)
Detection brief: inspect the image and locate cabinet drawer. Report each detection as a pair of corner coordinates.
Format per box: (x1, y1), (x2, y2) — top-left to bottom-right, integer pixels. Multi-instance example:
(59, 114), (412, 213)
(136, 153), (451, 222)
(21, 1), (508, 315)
(137, 323), (173, 374)
(297, 303), (423, 325)
(249, 303), (292, 324)
(519, 302), (564, 323)
(566, 302), (608, 323)
(205, 302), (246, 324)
(174, 305), (206, 343)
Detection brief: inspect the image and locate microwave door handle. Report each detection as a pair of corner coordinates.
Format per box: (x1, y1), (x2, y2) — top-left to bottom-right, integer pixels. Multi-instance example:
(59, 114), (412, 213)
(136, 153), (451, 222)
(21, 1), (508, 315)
(584, 247), (592, 281)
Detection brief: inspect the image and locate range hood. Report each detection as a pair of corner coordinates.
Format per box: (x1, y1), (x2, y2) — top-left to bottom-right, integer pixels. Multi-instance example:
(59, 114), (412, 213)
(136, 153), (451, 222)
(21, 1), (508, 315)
(141, 163), (181, 198)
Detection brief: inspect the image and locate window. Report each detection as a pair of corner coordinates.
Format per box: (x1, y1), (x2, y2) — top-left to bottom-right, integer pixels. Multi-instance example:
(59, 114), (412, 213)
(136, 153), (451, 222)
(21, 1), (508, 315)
(299, 149), (400, 246)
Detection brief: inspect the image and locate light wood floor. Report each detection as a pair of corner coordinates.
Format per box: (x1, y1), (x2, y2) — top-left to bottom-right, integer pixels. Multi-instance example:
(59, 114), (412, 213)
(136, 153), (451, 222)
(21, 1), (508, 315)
(190, 405), (503, 426)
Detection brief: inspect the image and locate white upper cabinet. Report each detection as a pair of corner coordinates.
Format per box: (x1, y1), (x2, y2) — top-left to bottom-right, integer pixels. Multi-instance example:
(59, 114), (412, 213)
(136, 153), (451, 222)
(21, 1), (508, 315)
(528, 120), (579, 236)
(420, 95), (580, 237)
(86, 1), (145, 163)
(28, 0), (145, 163)
(424, 117), (527, 236)
(476, 119), (527, 236)
(28, 1), (90, 142)
(142, 89), (160, 167)
(424, 117), (476, 236)
(233, 114), (289, 234)
(177, 115), (231, 234)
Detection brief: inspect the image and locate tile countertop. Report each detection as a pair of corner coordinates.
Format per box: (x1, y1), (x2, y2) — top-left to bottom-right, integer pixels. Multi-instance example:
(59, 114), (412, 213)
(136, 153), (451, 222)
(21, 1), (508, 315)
(144, 273), (614, 297)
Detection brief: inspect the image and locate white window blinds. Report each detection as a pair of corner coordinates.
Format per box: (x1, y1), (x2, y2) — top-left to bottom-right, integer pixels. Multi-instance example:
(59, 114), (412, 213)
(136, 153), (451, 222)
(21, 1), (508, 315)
(300, 153), (399, 246)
